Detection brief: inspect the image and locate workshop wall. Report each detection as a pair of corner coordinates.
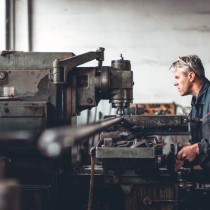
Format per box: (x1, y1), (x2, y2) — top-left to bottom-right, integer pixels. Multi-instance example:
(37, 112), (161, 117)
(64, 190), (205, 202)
(4, 0), (210, 118)
(0, 1), (5, 49)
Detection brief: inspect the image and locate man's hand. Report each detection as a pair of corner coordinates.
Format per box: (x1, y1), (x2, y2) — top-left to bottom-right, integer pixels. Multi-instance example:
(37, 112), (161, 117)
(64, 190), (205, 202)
(177, 143), (199, 162)
(175, 144), (199, 171)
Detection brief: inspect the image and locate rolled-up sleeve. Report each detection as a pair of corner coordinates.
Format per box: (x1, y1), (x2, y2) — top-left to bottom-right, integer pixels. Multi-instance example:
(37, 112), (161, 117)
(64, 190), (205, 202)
(198, 139), (209, 156)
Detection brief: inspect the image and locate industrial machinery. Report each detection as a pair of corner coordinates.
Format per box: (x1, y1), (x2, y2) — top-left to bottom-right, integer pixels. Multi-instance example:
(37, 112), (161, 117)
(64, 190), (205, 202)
(0, 48), (210, 210)
(38, 112), (210, 210)
(0, 48), (133, 210)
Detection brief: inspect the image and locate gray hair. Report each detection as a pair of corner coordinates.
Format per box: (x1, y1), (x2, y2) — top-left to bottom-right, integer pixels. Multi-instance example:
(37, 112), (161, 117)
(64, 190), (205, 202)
(170, 55), (205, 78)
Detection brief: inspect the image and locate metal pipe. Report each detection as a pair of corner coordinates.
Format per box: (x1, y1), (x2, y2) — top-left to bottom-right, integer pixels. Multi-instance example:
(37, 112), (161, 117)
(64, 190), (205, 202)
(56, 83), (67, 125)
(27, 0), (32, 51)
(5, 0), (15, 50)
(87, 147), (96, 210)
(38, 116), (122, 158)
(5, 0), (11, 50)
(12, 0), (15, 50)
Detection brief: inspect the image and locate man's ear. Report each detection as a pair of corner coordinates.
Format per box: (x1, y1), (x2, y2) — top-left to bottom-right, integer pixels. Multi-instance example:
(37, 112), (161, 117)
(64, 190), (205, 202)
(188, 71), (196, 82)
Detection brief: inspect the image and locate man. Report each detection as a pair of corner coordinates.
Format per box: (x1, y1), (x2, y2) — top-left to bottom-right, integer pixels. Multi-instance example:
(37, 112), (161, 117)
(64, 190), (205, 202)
(170, 55), (210, 170)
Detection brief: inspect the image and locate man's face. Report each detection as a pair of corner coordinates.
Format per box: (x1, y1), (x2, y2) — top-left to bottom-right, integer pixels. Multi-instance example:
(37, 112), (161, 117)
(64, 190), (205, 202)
(173, 68), (192, 96)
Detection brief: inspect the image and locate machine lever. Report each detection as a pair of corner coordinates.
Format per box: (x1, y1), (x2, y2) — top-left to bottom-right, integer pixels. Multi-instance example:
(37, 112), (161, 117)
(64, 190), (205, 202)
(38, 116), (122, 158)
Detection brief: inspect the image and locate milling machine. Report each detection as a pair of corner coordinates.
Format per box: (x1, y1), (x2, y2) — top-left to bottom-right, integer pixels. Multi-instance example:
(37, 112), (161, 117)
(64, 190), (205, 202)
(0, 48), (133, 210)
(0, 48), (209, 210)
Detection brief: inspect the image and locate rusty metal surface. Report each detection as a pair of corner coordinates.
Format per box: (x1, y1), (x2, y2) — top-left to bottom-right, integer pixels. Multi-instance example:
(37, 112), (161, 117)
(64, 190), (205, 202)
(124, 184), (178, 210)
(101, 115), (189, 138)
(77, 68), (98, 109)
(0, 101), (49, 133)
(0, 70), (49, 98)
(123, 115), (187, 128)
(96, 147), (155, 158)
(0, 51), (75, 70)
(110, 57), (133, 115)
(0, 101), (45, 117)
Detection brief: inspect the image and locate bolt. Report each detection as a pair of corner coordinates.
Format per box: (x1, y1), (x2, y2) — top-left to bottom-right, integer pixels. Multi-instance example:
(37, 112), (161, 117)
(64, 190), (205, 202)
(87, 98), (93, 104)
(0, 71), (8, 80)
(4, 108), (9, 113)
(119, 54), (124, 60)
